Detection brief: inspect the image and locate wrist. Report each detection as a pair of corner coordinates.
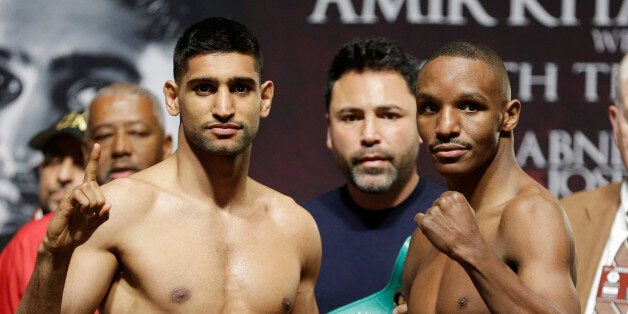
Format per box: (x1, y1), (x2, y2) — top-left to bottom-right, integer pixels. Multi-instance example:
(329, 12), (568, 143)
(38, 236), (74, 261)
(454, 239), (492, 269)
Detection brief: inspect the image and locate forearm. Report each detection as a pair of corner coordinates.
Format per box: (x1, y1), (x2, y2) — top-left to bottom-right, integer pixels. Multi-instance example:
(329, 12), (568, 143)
(16, 245), (72, 314)
(460, 250), (571, 313)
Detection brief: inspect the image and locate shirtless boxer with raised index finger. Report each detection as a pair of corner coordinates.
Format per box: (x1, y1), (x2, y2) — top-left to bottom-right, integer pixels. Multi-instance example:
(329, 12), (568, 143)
(18, 17), (321, 313)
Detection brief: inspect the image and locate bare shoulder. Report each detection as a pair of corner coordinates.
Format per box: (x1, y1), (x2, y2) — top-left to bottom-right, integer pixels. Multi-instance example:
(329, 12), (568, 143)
(101, 177), (158, 213)
(86, 171), (177, 250)
(499, 183), (574, 259)
(100, 161), (176, 216)
(249, 179), (317, 226)
(97, 171), (173, 229)
(248, 179), (321, 255)
(501, 182), (564, 225)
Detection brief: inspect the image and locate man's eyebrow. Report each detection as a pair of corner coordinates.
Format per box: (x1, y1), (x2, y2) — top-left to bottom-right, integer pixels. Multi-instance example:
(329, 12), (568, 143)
(375, 104), (403, 110)
(229, 77), (257, 85)
(416, 93), (436, 101)
(90, 124), (115, 132)
(123, 120), (152, 128)
(188, 77), (218, 85)
(91, 120), (150, 131)
(187, 77), (258, 87)
(416, 92), (489, 103)
(458, 92), (489, 102)
(336, 107), (363, 113)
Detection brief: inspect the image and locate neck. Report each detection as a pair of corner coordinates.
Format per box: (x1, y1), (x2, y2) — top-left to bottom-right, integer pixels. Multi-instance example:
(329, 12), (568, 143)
(446, 137), (520, 210)
(175, 129), (251, 208)
(348, 171), (420, 210)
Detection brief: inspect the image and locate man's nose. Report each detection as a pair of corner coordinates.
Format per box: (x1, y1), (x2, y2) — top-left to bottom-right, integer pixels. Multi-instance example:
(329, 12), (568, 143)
(56, 156), (78, 186)
(360, 116), (381, 147)
(435, 107), (461, 139)
(212, 87), (235, 122)
(112, 130), (132, 157)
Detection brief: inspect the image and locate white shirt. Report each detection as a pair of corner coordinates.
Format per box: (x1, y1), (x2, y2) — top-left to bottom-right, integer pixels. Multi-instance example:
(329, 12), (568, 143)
(585, 180), (628, 314)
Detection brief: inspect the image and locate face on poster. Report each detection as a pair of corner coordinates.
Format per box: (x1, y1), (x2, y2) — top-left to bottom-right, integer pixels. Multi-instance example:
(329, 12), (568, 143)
(0, 0), (178, 233)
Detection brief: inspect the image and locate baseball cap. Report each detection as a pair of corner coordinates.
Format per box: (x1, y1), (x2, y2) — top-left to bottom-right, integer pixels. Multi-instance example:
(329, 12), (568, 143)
(28, 111), (87, 151)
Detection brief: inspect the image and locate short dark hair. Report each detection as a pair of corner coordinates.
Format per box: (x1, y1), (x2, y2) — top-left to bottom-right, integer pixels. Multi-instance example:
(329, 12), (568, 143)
(325, 38), (419, 111)
(173, 17), (263, 83)
(423, 40), (511, 101)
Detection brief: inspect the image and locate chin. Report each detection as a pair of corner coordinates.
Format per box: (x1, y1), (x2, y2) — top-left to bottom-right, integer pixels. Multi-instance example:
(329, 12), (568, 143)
(355, 185), (391, 194)
(353, 178), (395, 194)
(434, 163), (469, 179)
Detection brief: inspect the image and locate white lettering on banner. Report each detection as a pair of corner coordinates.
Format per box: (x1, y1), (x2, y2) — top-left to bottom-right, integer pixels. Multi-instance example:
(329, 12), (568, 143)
(507, 0), (577, 27)
(517, 130), (547, 168)
(572, 62), (620, 102)
(561, 0), (578, 25)
(410, 60), (617, 103)
(615, 0), (628, 25)
(446, 0), (496, 26)
(547, 166), (620, 197)
(504, 62), (559, 102)
(307, 0), (496, 25)
(593, 0), (628, 26)
(360, 0), (413, 23)
(575, 131), (610, 166)
(548, 130), (573, 166)
(308, 0), (360, 23)
(423, 0), (445, 23)
(573, 62), (612, 102)
(546, 130), (612, 167)
(516, 129), (626, 197)
(307, 0), (626, 26)
(591, 28), (628, 53)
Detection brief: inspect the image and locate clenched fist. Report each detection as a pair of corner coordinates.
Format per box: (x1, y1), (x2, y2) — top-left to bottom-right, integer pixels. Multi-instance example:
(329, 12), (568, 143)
(414, 191), (487, 263)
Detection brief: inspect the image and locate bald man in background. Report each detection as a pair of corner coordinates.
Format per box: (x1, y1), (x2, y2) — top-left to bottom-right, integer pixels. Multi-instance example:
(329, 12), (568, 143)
(0, 82), (171, 313)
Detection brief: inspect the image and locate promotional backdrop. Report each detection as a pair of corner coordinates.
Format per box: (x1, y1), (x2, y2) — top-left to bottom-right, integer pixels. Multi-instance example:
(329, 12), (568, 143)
(1, 0), (626, 245)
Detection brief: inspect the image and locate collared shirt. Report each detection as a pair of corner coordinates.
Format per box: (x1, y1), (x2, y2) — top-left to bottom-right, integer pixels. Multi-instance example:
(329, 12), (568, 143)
(585, 180), (628, 314)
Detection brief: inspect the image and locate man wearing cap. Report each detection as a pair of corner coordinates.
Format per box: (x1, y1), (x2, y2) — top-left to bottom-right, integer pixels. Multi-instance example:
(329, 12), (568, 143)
(0, 111), (87, 313)
(0, 82), (172, 313)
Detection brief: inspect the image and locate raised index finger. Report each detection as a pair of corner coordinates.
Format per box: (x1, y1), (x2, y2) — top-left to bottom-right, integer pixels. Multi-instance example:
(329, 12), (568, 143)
(84, 143), (101, 183)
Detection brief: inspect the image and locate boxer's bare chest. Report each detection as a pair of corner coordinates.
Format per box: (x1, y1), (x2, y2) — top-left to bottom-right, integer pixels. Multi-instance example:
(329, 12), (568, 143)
(103, 203), (302, 313)
(410, 208), (506, 313)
